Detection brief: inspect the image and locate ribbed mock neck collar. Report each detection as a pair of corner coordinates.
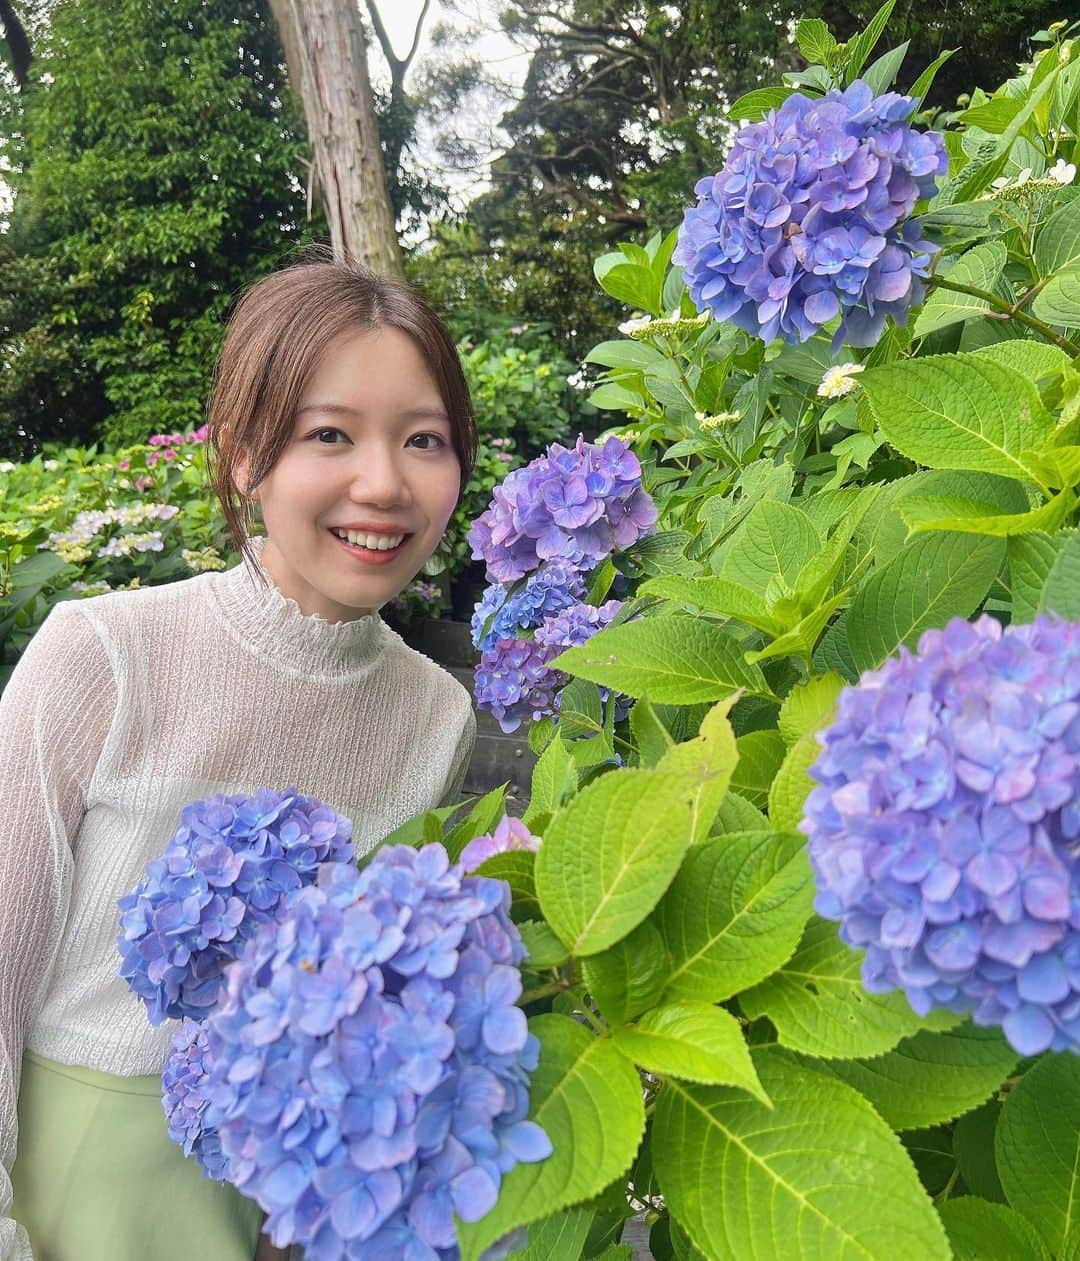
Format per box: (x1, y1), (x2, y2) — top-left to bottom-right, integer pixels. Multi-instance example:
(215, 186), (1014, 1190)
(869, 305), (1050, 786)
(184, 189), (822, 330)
(209, 536), (386, 680)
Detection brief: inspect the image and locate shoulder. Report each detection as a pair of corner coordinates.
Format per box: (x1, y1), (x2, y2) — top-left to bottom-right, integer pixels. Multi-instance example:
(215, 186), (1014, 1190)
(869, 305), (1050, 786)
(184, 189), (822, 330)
(64, 570), (216, 641)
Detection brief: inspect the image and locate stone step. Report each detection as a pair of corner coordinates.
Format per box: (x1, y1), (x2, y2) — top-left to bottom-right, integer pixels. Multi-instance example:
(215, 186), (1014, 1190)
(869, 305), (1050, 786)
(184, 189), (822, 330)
(444, 664), (538, 802)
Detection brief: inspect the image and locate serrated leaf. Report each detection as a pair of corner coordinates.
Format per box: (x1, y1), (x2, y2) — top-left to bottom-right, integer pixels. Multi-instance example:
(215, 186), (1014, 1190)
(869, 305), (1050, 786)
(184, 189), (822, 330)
(898, 488), (1076, 538)
(640, 574), (782, 636)
(767, 733), (820, 833)
(939, 1198), (1050, 1261)
(727, 86), (795, 122)
(656, 697), (739, 844)
(612, 1001), (767, 1101)
(445, 784), (509, 860)
(473, 850), (540, 922)
(845, 532), (1004, 674)
(1041, 528), (1080, 617)
(629, 697), (676, 768)
(653, 1048), (951, 1261)
(953, 1100), (1005, 1203)
(910, 47), (956, 103)
(584, 340), (668, 371)
(519, 920), (570, 970)
(509, 1208), (593, 1260)
(811, 1024), (1018, 1130)
(778, 673), (846, 746)
(861, 40), (909, 95)
(796, 17), (837, 64)
(536, 769), (696, 955)
(913, 242), (1007, 337)
(861, 354), (1055, 482)
(1035, 193), (1080, 276)
(582, 918), (669, 1025)
(996, 1054), (1080, 1253)
(657, 831), (813, 1004)
(740, 916), (955, 1060)
(456, 1014), (645, 1261)
(710, 791), (767, 836)
(378, 802), (461, 849)
(593, 260), (663, 317)
(1032, 266), (1080, 328)
(746, 590), (848, 666)
(1022, 445), (1080, 491)
(552, 617), (773, 705)
(971, 338), (1072, 380)
(718, 500), (823, 593)
(523, 733), (575, 830)
(843, 0), (897, 82)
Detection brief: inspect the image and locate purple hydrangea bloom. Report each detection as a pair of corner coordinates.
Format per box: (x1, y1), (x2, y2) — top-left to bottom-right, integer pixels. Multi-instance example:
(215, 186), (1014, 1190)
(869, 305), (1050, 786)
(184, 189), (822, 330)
(468, 436), (657, 584)
(674, 80), (948, 347)
(117, 788), (354, 1024)
(474, 600), (623, 734)
(200, 845), (551, 1260)
(802, 615), (1080, 1057)
(461, 817), (542, 874)
(471, 563), (587, 653)
(162, 1017), (227, 1181)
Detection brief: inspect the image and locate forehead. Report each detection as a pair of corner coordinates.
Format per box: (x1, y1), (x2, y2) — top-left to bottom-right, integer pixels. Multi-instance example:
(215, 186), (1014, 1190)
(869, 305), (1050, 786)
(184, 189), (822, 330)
(301, 326), (445, 409)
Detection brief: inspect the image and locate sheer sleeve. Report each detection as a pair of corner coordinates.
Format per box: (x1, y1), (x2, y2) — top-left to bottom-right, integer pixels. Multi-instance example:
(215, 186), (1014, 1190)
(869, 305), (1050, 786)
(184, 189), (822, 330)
(0, 603), (117, 1260)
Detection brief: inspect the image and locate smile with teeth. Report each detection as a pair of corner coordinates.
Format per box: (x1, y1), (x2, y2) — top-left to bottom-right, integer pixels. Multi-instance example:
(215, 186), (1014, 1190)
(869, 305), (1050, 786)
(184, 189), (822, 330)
(330, 528), (408, 551)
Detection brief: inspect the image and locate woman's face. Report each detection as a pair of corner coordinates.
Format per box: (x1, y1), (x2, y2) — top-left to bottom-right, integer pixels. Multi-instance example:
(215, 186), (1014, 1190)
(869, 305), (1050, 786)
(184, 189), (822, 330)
(250, 327), (461, 622)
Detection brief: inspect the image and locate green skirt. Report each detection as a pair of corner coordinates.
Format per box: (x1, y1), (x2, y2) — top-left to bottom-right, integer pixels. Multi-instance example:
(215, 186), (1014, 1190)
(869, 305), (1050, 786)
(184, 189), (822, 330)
(10, 1051), (262, 1261)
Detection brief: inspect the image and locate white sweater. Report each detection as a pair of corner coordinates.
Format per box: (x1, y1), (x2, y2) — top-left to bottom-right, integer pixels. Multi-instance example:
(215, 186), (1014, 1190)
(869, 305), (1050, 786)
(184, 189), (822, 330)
(0, 548), (476, 1259)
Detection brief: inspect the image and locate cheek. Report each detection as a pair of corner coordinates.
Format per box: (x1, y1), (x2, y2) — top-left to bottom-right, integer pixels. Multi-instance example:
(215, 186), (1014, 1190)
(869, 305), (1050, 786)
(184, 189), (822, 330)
(425, 464), (463, 534)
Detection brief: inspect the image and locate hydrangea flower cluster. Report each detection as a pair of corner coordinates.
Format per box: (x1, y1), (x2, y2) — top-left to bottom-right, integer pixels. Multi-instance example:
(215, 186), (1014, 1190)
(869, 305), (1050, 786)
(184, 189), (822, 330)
(162, 1017), (227, 1181)
(48, 501), (179, 549)
(475, 599), (623, 733)
(803, 615), (1080, 1056)
(468, 435), (656, 584)
(199, 845), (551, 1259)
(674, 80), (949, 347)
(117, 788), (354, 1023)
(461, 817), (542, 874)
(471, 562), (587, 654)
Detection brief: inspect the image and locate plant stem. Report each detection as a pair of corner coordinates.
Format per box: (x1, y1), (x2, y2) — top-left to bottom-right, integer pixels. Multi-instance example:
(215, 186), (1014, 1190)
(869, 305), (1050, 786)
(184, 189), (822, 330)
(519, 979), (570, 1005)
(927, 275), (1078, 358)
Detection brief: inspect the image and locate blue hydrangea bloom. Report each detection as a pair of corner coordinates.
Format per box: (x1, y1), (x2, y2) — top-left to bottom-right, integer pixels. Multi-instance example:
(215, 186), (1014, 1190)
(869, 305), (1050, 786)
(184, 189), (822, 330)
(468, 435), (657, 584)
(162, 1017), (227, 1181)
(674, 81), (948, 347)
(117, 788), (354, 1023)
(474, 600), (623, 733)
(803, 615), (1080, 1057)
(200, 845), (551, 1260)
(471, 562), (587, 653)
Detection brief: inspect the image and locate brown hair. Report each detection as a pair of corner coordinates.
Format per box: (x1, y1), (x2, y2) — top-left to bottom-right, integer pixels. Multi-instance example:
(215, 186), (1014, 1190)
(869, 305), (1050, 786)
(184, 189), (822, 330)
(206, 248), (477, 568)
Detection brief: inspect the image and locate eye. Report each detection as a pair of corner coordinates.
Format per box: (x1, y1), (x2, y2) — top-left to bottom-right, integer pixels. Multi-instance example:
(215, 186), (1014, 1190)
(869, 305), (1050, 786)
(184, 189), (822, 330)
(408, 432), (448, 451)
(310, 427), (348, 445)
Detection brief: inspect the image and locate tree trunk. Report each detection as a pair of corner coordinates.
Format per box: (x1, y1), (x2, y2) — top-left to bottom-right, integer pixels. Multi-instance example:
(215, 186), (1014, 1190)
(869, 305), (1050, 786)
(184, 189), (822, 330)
(0, 0), (32, 91)
(268, 0), (403, 278)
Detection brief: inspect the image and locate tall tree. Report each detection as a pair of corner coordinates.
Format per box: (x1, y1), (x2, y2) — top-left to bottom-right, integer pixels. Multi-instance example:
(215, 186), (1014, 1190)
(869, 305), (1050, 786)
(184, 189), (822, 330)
(268, 0), (403, 276)
(0, 0), (318, 454)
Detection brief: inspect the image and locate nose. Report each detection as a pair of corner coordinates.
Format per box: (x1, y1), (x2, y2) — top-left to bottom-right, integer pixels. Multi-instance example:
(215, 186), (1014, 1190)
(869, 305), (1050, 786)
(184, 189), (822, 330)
(346, 442), (413, 509)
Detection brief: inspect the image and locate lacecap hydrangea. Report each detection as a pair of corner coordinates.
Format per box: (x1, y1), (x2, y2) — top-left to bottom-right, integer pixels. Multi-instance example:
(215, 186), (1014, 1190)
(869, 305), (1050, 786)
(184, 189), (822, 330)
(199, 844), (551, 1260)
(117, 788), (354, 1023)
(674, 80), (948, 347)
(468, 435), (656, 585)
(802, 615), (1080, 1056)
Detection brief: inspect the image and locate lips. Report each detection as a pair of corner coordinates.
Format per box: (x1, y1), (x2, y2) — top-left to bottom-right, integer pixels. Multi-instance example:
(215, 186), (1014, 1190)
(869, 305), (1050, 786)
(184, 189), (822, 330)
(328, 528), (411, 566)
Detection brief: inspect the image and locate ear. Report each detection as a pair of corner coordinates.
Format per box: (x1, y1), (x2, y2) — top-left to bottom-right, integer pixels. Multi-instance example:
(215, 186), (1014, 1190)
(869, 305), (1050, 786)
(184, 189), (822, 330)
(233, 451), (259, 501)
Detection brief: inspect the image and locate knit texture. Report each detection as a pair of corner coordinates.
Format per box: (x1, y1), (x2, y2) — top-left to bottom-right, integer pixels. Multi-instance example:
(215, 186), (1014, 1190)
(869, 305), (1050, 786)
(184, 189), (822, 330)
(0, 543), (475, 1259)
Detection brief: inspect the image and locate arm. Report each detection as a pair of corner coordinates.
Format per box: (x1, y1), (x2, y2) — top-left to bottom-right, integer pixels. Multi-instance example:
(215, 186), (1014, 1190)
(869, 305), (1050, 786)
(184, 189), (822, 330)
(0, 604), (117, 1260)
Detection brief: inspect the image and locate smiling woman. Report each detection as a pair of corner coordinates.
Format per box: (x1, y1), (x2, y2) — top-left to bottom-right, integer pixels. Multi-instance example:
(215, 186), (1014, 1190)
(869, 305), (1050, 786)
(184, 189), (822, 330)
(1, 252), (480, 1261)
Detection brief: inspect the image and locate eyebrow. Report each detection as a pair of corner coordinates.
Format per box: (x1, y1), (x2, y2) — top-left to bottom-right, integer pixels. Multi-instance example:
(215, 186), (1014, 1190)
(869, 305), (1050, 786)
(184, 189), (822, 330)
(296, 402), (451, 422)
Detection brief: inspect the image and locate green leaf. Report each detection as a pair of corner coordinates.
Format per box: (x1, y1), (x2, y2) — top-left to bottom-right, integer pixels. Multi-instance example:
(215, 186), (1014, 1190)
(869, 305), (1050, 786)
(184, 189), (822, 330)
(612, 1002), (768, 1102)
(939, 1198), (1050, 1261)
(592, 258), (662, 316)
(730, 729), (786, 809)
(996, 1053), (1080, 1253)
(843, 0), (897, 82)
(652, 1049), (951, 1261)
(456, 1014), (645, 1261)
(861, 354), (1055, 483)
(377, 802), (461, 849)
(745, 591), (848, 667)
(523, 733), (575, 830)
(740, 916), (955, 1060)
(1022, 445), (1080, 490)
(862, 40), (909, 95)
(1041, 527), (1080, 617)
(473, 850), (540, 922)
(535, 768), (696, 956)
(657, 831), (813, 1004)
(640, 574), (781, 636)
(519, 920), (570, 970)
(552, 617), (773, 705)
(445, 784), (509, 860)
(656, 697), (740, 844)
(727, 87), (795, 122)
(1035, 192), (1080, 276)
(845, 532), (1004, 674)
(767, 733), (821, 833)
(710, 791), (768, 837)
(1008, 532), (1066, 620)
(584, 340), (668, 372)
(629, 697), (676, 768)
(811, 1024), (1018, 1130)
(1032, 266), (1080, 328)
(898, 488), (1077, 538)
(796, 17), (837, 64)
(718, 500), (824, 593)
(588, 382), (645, 412)
(971, 338), (1072, 381)
(953, 1100), (1005, 1203)
(909, 48), (957, 103)
(508, 1208), (594, 1261)
(913, 242), (1008, 337)
(778, 673), (846, 746)
(8, 551), (70, 589)
(582, 919), (669, 1025)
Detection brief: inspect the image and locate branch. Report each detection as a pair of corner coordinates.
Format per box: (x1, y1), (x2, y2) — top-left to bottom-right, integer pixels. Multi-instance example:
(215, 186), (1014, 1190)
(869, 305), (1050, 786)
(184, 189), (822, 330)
(927, 276), (1079, 358)
(0, 0), (32, 91)
(364, 0), (431, 87)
